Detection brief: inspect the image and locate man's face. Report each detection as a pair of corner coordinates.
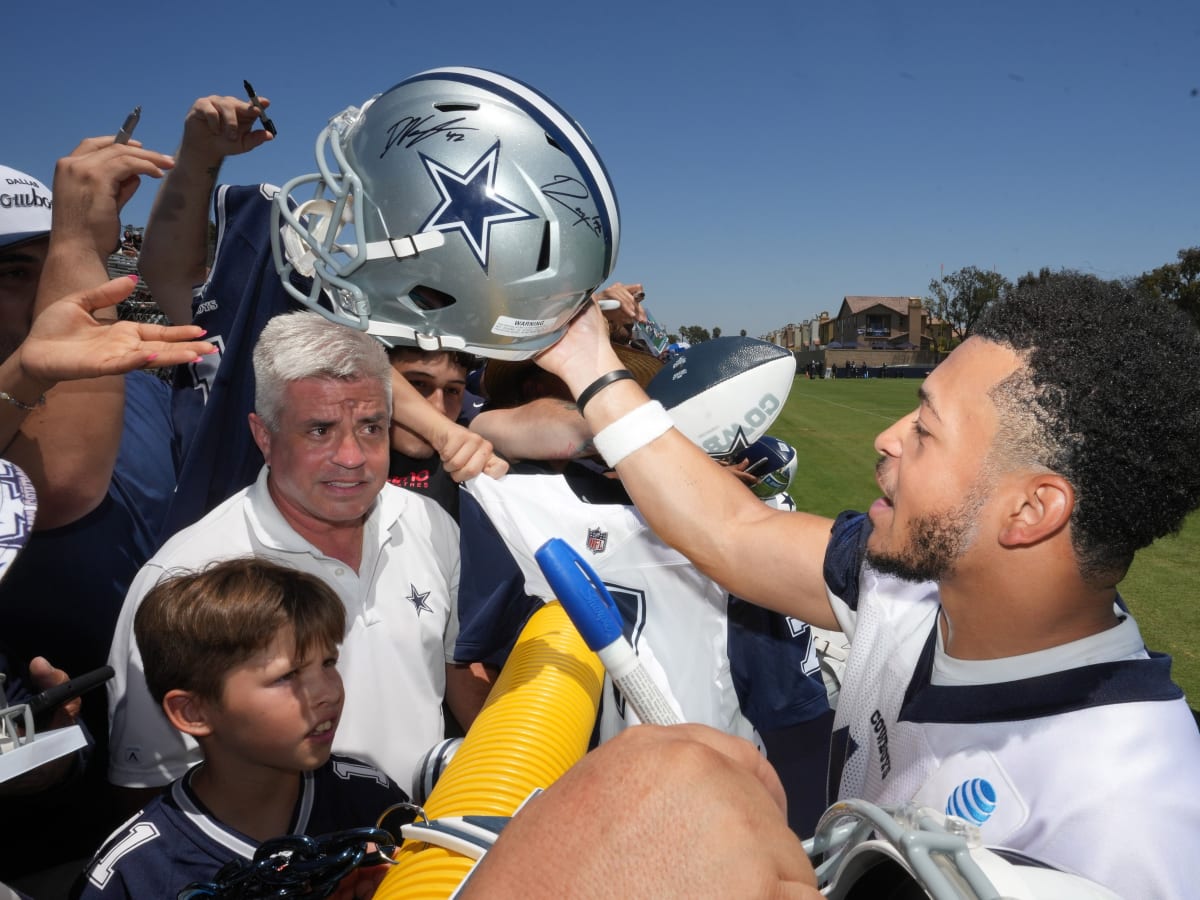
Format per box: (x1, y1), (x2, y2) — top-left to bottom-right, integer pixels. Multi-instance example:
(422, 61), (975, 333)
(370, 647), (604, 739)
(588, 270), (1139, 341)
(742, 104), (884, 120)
(250, 376), (390, 532)
(865, 338), (1020, 582)
(388, 351), (468, 458)
(0, 237), (48, 361)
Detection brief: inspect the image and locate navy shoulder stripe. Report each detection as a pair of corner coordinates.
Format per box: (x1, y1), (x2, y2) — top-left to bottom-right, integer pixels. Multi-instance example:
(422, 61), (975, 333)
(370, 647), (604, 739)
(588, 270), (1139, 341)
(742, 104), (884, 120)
(824, 511), (871, 611)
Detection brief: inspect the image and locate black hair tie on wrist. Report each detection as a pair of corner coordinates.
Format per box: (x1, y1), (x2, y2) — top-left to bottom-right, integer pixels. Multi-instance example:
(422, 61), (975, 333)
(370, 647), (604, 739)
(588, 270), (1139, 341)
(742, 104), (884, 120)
(577, 369), (635, 413)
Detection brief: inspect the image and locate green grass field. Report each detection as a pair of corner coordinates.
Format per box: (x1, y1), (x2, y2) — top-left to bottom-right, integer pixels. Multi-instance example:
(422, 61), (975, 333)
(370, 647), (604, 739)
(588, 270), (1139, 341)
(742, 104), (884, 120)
(772, 375), (1199, 703)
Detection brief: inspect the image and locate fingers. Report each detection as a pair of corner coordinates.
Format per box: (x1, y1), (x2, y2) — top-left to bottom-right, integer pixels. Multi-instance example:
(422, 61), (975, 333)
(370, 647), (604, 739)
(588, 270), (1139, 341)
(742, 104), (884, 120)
(28, 656), (82, 722)
(192, 95), (247, 135)
(74, 275), (139, 314)
(28, 656), (67, 692)
(186, 95), (274, 155)
(440, 429), (502, 482)
(50, 144), (174, 250)
(481, 454), (509, 479)
(534, 301), (622, 389)
(55, 142), (174, 183)
(134, 340), (218, 369)
(70, 136), (117, 156)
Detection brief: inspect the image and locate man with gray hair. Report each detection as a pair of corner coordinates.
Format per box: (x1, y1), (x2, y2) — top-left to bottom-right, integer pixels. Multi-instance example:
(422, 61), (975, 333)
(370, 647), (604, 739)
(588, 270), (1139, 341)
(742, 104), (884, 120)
(106, 311), (473, 811)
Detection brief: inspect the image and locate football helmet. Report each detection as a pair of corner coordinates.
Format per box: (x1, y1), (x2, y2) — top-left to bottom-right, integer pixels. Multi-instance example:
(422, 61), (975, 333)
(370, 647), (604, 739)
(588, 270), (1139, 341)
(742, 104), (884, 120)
(736, 434), (798, 499)
(271, 67), (619, 359)
(806, 801), (1121, 899)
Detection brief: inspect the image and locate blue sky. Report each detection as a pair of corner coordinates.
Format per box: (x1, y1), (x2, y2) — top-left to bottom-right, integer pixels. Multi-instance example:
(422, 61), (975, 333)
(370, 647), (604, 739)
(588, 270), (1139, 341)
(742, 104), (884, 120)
(6, 0), (1198, 338)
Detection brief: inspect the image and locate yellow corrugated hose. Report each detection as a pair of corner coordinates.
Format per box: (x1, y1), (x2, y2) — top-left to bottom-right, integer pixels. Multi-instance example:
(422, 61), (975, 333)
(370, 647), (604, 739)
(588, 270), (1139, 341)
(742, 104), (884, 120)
(375, 600), (604, 899)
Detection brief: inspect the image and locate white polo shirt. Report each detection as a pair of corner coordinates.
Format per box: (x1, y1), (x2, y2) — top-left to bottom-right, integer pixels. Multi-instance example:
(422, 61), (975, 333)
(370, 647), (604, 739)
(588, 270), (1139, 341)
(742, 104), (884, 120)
(108, 466), (460, 788)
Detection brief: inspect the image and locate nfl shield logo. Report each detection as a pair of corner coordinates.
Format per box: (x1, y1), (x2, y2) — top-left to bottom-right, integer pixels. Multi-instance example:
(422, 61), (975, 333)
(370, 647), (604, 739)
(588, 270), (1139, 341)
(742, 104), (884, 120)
(586, 527), (608, 554)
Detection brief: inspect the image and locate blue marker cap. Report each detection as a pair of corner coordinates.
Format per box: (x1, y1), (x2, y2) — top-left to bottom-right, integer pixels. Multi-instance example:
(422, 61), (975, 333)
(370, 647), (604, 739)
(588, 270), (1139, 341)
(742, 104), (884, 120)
(534, 538), (622, 650)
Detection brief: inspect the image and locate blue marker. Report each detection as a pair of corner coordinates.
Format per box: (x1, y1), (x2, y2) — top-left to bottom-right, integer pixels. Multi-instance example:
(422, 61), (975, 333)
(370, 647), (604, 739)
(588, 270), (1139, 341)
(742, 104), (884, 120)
(535, 538), (680, 726)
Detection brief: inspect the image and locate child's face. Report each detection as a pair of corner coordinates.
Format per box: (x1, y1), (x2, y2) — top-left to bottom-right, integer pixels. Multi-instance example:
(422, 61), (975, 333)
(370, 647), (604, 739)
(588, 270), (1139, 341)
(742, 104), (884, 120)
(205, 626), (344, 773)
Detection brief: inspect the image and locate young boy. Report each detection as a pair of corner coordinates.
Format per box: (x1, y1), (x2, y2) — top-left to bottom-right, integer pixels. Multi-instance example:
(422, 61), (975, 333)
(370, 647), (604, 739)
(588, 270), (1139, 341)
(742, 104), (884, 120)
(75, 558), (408, 899)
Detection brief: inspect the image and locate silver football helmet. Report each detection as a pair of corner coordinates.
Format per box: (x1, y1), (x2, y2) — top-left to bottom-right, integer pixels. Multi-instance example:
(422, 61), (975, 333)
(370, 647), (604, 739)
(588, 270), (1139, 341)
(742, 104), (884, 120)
(807, 801), (1122, 899)
(271, 67), (619, 359)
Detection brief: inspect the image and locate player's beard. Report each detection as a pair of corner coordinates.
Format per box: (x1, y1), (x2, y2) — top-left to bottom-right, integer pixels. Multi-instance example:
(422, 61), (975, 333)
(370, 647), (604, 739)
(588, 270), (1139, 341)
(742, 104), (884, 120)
(867, 484), (986, 583)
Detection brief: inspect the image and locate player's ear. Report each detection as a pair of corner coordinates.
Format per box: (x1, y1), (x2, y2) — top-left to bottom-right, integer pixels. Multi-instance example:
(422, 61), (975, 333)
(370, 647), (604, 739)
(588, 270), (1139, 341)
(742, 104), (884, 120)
(162, 689), (215, 738)
(998, 472), (1073, 548)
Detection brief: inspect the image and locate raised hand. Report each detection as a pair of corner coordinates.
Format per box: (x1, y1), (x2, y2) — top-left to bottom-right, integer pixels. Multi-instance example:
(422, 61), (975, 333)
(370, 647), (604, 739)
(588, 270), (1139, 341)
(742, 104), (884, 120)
(18, 275), (215, 384)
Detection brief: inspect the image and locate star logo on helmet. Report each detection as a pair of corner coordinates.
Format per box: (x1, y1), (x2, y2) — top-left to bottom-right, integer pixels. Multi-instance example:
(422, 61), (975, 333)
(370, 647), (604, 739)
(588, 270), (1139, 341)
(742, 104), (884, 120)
(419, 142), (536, 271)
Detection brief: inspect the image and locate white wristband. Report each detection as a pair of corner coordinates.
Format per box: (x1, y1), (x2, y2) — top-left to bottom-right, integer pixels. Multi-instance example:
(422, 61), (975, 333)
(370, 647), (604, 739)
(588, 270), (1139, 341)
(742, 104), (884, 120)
(592, 400), (674, 468)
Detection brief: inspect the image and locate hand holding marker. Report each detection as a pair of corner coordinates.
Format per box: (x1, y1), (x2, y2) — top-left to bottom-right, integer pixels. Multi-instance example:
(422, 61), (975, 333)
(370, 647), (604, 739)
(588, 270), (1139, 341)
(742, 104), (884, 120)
(535, 538), (680, 726)
(244, 80), (277, 136)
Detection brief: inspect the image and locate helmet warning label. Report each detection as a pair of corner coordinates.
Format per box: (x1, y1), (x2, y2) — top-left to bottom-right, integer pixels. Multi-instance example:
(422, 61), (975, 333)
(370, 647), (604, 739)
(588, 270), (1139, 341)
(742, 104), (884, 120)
(492, 316), (554, 337)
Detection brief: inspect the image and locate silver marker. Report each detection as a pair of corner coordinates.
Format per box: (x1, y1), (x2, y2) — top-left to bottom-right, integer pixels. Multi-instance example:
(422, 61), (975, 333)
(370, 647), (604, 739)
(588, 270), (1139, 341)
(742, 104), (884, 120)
(114, 105), (141, 145)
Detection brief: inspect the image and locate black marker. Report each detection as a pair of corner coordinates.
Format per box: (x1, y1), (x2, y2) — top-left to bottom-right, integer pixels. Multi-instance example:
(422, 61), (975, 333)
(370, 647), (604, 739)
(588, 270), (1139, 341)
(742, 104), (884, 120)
(114, 106), (141, 145)
(27, 665), (115, 718)
(243, 80), (277, 136)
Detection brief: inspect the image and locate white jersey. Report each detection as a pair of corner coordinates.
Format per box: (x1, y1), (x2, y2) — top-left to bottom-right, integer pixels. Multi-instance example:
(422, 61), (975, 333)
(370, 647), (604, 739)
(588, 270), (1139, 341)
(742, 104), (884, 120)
(824, 512), (1200, 900)
(459, 465), (828, 745)
(108, 466), (460, 788)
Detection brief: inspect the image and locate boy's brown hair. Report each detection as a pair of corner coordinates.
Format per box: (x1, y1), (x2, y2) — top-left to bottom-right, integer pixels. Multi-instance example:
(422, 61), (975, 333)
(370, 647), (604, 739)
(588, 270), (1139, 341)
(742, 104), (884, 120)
(135, 557), (346, 707)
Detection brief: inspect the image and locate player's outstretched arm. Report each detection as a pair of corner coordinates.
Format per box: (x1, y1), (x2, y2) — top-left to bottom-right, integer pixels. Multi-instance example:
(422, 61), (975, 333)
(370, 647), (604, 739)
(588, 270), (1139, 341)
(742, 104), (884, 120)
(461, 724), (821, 899)
(535, 302), (837, 626)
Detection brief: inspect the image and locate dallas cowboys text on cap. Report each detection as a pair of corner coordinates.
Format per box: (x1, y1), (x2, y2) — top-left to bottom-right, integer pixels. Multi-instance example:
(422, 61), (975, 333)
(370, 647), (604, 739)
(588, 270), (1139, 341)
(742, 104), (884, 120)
(0, 165), (53, 249)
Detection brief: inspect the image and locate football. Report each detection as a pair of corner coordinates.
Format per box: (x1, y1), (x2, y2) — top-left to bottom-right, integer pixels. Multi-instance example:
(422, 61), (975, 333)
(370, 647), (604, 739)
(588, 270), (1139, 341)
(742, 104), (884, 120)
(736, 435), (799, 499)
(645, 337), (796, 457)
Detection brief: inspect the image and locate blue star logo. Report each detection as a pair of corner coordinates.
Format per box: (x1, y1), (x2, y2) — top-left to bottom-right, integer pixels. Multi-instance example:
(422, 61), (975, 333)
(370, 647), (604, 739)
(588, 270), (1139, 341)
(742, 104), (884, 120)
(406, 584), (433, 616)
(419, 141), (535, 271)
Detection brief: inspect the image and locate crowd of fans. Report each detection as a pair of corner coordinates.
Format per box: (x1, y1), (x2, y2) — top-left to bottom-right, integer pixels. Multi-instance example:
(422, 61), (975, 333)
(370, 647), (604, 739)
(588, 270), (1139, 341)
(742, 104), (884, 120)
(2, 67), (1199, 900)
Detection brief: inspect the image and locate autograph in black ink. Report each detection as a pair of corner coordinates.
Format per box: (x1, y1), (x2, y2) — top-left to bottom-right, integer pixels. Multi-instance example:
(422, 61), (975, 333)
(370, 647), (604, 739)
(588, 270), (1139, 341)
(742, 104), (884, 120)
(541, 175), (603, 237)
(381, 117), (479, 157)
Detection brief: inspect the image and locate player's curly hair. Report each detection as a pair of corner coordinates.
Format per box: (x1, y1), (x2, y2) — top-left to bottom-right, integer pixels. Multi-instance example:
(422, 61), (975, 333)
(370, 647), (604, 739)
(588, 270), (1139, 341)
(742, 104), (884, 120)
(976, 271), (1200, 582)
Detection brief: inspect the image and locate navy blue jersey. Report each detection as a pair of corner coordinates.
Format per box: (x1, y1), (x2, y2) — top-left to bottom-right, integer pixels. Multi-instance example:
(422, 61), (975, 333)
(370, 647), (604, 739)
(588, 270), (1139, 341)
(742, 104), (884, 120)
(162, 184), (297, 539)
(76, 754), (407, 900)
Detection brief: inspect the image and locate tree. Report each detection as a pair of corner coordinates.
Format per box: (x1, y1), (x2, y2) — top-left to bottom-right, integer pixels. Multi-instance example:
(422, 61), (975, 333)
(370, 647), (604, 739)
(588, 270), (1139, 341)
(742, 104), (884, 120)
(926, 266), (1011, 343)
(1014, 266), (1057, 291)
(1138, 247), (1200, 329)
(677, 325), (711, 344)
(712, 327), (722, 339)
(739, 329), (747, 337)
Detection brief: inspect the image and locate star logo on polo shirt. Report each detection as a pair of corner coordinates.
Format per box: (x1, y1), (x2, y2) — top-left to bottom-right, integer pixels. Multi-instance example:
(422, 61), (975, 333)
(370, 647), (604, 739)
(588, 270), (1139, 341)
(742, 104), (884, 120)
(406, 584), (433, 616)
(419, 141), (536, 271)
